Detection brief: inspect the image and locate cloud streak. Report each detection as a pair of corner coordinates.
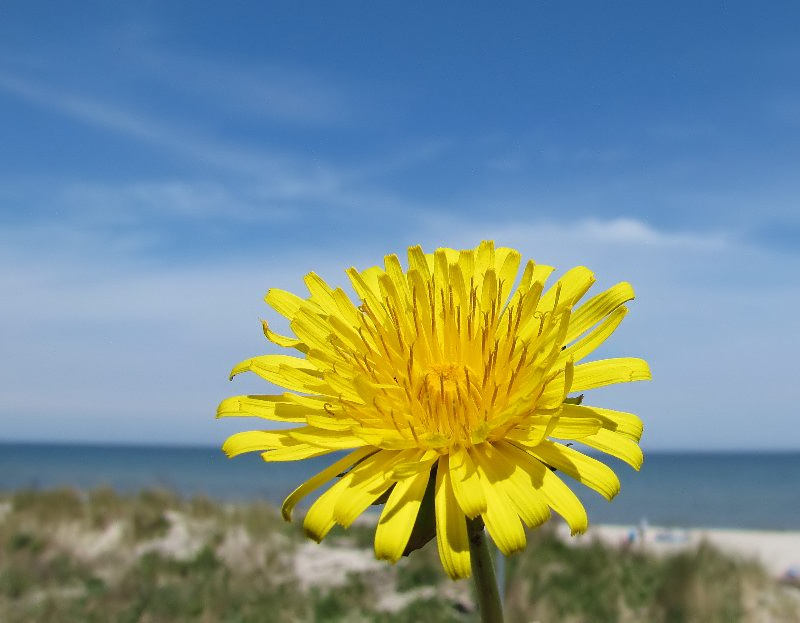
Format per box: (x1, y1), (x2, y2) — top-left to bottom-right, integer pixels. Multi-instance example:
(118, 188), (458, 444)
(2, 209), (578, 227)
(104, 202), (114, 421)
(2, 211), (797, 450)
(0, 71), (328, 181)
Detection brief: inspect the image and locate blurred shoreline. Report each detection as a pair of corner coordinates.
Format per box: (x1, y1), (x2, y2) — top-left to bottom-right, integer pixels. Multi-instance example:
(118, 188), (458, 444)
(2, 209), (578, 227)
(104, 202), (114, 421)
(3, 442), (800, 531)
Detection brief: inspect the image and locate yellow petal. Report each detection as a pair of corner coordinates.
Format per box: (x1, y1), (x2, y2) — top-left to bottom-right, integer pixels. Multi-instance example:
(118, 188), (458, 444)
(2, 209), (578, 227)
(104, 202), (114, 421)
(260, 445), (334, 462)
(447, 261), (469, 312)
(349, 374), (388, 404)
(222, 428), (348, 462)
(304, 413), (356, 432)
(303, 449), (399, 539)
(480, 267), (498, 313)
(303, 477), (348, 541)
(448, 447), (487, 519)
(539, 468), (588, 535)
(560, 306), (628, 364)
(261, 319), (305, 350)
(504, 416), (557, 447)
(498, 441), (588, 535)
(539, 266), (595, 313)
(353, 428), (419, 450)
(222, 430), (295, 457)
(495, 248), (522, 307)
(529, 440), (621, 500)
(571, 358), (651, 391)
(326, 313), (368, 352)
(566, 281), (635, 342)
(329, 287), (363, 326)
(216, 394), (307, 422)
(518, 307), (570, 363)
(407, 268), (439, 358)
(346, 267), (389, 326)
(303, 272), (342, 317)
(377, 263), (406, 306)
(282, 393), (332, 408)
(560, 403), (644, 441)
(281, 447), (375, 520)
(288, 427), (369, 450)
(549, 416), (603, 440)
(374, 466), (432, 562)
(530, 263), (555, 289)
(361, 265), (386, 301)
(434, 456), (472, 580)
(476, 443), (550, 532)
(265, 288), (306, 320)
(537, 359), (574, 411)
(407, 245), (432, 280)
(391, 450), (439, 478)
(229, 354), (327, 394)
(291, 309), (335, 353)
(456, 248), (475, 286)
(383, 253), (411, 300)
(471, 445), (527, 556)
(474, 240), (495, 283)
(333, 450), (405, 528)
(321, 370), (364, 403)
(578, 428), (644, 470)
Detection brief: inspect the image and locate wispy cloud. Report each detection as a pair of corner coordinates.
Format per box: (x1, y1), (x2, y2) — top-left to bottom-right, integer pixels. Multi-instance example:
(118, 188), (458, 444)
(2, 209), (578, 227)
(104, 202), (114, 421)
(0, 72), (324, 179)
(137, 51), (353, 127)
(0, 68), (448, 230)
(412, 216), (732, 270)
(2, 210), (797, 449)
(480, 217), (730, 250)
(59, 180), (295, 223)
(0, 72), (175, 145)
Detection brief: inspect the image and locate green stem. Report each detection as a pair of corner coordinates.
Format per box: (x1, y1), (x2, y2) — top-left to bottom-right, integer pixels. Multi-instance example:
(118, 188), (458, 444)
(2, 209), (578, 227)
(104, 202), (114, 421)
(468, 518), (504, 623)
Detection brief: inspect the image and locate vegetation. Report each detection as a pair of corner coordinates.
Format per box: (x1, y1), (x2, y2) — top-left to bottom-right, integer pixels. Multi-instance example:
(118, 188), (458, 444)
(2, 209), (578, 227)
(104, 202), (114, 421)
(504, 528), (799, 623)
(0, 488), (797, 622)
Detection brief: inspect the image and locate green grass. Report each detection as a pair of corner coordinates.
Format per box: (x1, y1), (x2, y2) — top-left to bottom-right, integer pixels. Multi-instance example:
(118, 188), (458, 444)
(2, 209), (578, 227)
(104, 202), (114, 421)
(504, 526), (797, 623)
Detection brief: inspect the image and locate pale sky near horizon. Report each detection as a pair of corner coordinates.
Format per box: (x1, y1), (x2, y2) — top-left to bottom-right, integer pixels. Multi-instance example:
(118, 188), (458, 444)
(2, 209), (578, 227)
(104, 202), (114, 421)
(2, 2), (799, 450)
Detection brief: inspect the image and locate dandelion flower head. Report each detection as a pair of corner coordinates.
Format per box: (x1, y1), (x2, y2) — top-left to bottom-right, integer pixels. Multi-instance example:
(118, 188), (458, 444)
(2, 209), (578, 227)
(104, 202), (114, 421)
(219, 241), (650, 579)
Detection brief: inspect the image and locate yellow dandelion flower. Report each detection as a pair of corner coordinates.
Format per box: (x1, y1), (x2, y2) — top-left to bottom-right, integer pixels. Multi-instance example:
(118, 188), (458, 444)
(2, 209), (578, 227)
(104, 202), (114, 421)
(219, 241), (649, 580)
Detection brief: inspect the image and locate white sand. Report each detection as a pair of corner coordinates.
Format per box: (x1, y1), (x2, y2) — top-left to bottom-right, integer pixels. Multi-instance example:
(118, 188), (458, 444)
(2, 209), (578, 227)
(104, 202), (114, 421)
(558, 523), (800, 580)
(292, 541), (386, 590)
(135, 510), (205, 561)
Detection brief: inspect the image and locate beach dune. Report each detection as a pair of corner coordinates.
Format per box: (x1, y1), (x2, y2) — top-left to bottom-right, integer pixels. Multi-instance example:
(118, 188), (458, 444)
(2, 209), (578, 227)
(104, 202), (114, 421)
(566, 523), (800, 581)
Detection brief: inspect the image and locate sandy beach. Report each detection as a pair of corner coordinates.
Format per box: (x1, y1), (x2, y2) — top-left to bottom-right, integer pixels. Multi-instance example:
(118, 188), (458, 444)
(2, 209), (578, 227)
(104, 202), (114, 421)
(559, 523), (800, 581)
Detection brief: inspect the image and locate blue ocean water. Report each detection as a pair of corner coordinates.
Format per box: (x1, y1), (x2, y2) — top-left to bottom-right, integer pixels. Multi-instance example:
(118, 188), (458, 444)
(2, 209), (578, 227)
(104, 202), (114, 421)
(1, 443), (798, 531)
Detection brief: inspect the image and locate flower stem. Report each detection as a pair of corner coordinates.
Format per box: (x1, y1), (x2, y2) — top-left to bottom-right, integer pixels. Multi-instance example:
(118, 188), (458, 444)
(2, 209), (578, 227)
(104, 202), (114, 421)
(468, 518), (504, 623)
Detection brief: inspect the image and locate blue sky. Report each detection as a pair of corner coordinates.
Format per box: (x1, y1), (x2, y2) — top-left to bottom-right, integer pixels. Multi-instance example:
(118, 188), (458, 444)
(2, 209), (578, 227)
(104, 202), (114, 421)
(1, 2), (799, 450)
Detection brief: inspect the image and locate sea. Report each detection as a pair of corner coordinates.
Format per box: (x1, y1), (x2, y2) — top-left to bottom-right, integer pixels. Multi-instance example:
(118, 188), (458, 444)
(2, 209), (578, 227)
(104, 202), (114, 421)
(1, 443), (798, 531)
